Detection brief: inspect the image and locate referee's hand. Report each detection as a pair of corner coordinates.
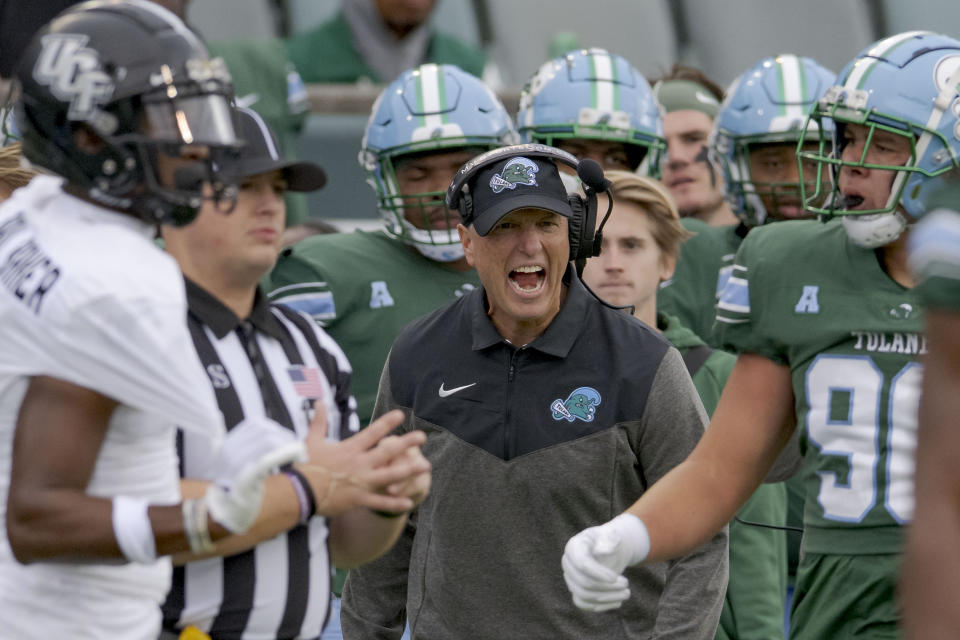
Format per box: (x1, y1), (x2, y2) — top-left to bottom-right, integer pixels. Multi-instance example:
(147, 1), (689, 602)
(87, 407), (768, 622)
(297, 410), (430, 516)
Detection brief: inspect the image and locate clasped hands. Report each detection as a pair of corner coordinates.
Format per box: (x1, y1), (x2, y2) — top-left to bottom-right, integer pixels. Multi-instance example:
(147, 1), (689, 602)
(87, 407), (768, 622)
(296, 408), (431, 517)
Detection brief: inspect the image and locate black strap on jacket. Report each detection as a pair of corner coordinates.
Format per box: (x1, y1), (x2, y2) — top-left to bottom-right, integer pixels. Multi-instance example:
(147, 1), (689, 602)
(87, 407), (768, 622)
(681, 344), (714, 378)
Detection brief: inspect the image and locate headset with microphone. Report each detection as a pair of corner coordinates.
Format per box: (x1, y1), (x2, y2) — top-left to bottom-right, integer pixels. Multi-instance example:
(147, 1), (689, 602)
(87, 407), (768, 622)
(445, 143), (614, 269)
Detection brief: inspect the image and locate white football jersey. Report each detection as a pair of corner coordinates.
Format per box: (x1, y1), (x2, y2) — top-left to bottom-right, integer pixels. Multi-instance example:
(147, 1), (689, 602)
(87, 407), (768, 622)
(0, 176), (224, 638)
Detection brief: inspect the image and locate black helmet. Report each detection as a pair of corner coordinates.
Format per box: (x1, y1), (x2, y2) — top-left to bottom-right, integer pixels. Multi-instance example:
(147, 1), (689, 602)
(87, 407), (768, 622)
(13, 0), (240, 226)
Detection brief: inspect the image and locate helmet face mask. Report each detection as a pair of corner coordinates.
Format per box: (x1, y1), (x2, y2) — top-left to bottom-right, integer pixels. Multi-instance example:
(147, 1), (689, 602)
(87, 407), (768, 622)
(360, 63), (517, 261)
(516, 48), (665, 177)
(724, 136), (815, 222)
(14, 0), (240, 227)
(712, 54), (836, 226)
(797, 32), (960, 232)
(374, 151), (469, 261)
(800, 91), (930, 217)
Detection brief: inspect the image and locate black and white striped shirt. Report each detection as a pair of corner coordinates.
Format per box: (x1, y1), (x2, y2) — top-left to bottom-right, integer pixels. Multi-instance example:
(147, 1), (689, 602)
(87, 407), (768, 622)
(162, 279), (359, 640)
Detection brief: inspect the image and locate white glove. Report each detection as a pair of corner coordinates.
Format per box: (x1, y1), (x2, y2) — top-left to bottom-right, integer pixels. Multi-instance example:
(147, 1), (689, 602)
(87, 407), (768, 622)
(204, 416), (307, 533)
(561, 513), (651, 612)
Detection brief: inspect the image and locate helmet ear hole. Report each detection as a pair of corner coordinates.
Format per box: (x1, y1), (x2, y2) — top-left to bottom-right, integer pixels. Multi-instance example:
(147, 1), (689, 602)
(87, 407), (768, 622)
(73, 125), (106, 154)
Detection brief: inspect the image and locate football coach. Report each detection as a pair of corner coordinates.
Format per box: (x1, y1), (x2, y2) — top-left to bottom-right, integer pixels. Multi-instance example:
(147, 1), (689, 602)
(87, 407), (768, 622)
(340, 144), (728, 639)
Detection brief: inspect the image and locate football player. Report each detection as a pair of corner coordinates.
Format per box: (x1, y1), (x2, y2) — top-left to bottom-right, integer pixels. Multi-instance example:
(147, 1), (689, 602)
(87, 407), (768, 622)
(0, 2), (305, 637)
(516, 48), (665, 175)
(580, 170), (789, 640)
(658, 54), (836, 346)
(901, 180), (960, 640)
(267, 63), (515, 427)
(265, 62), (515, 635)
(0, 3), (421, 638)
(651, 64), (737, 226)
(563, 31), (960, 640)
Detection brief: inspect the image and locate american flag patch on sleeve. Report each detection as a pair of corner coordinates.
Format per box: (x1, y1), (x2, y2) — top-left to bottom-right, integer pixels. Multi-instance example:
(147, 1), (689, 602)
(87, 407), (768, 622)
(287, 365), (326, 399)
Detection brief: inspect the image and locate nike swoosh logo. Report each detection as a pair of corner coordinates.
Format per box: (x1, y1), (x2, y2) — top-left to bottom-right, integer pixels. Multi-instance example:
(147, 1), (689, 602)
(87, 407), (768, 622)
(438, 382), (477, 398)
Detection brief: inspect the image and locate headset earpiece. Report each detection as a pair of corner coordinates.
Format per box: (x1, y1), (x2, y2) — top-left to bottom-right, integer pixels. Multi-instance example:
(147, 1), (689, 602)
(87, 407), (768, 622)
(567, 193), (598, 262)
(567, 195), (585, 262)
(457, 189), (473, 221)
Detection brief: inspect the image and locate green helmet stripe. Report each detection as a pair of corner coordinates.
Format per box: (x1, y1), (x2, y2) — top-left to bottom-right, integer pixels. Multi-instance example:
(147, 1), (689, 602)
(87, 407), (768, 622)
(777, 59), (788, 117)
(417, 64), (445, 130)
(844, 31), (932, 89)
(587, 49), (616, 113)
(588, 51), (599, 109)
(610, 54), (621, 111)
(435, 64), (448, 124)
(414, 68), (426, 128)
(798, 57), (808, 108)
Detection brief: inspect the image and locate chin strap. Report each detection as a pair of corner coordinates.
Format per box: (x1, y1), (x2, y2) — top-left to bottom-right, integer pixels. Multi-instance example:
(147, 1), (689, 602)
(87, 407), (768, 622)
(842, 211), (908, 248)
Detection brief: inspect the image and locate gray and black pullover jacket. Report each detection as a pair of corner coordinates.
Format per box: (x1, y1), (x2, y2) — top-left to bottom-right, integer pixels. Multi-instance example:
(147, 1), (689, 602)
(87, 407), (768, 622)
(342, 269), (728, 639)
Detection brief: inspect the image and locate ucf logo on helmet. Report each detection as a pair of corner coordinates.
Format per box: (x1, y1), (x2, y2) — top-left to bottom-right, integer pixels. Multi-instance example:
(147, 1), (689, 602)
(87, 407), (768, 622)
(33, 34), (115, 122)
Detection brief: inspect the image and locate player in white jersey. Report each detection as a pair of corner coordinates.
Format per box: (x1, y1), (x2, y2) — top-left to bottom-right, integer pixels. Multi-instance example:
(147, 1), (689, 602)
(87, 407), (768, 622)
(1, 3), (305, 637)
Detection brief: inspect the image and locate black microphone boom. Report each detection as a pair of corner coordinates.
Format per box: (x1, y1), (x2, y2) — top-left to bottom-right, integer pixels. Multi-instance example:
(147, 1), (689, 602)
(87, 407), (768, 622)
(575, 159), (614, 257)
(576, 158), (612, 192)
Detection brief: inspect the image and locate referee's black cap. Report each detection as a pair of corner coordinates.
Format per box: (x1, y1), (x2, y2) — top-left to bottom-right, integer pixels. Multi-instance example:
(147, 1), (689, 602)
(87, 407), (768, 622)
(226, 107), (326, 192)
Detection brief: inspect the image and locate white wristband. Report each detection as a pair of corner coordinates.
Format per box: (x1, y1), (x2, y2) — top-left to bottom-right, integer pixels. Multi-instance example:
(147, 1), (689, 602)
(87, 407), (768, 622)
(182, 498), (214, 554)
(112, 496), (157, 564)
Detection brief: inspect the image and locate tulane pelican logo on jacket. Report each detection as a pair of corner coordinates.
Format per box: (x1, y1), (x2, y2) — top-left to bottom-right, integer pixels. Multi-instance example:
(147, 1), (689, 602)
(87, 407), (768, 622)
(489, 157), (539, 193)
(551, 386), (602, 423)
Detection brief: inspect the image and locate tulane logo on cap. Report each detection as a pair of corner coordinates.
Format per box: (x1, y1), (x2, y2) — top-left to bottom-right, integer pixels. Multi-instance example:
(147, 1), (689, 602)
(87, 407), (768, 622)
(551, 386), (602, 423)
(489, 157), (539, 194)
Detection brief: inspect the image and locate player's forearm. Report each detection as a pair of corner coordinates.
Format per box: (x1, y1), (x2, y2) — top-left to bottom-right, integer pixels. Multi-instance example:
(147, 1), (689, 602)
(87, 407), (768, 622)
(171, 475), (300, 564)
(631, 352), (796, 563)
(5, 490), (227, 563)
(328, 506), (408, 568)
(626, 451), (751, 563)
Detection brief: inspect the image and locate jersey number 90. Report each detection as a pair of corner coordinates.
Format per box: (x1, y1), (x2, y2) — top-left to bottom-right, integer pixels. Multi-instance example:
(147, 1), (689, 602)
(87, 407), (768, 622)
(805, 355), (920, 524)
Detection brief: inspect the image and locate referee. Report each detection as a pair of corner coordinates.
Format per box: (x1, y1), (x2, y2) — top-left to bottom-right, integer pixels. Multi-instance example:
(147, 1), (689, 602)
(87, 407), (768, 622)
(160, 108), (431, 640)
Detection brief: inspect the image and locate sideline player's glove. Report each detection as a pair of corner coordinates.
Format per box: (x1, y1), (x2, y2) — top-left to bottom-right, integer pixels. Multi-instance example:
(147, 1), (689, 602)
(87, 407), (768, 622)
(205, 416), (307, 533)
(561, 513), (651, 612)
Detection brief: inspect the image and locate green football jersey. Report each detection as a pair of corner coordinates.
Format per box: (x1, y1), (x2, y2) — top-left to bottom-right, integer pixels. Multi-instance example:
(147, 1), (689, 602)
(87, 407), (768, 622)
(658, 220), (745, 347)
(716, 220), (923, 555)
(266, 230), (480, 426)
(909, 208), (960, 310)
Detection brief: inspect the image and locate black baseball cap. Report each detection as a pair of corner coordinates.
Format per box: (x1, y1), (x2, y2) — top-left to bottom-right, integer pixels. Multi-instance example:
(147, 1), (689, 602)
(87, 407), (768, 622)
(225, 107), (326, 192)
(460, 148), (574, 236)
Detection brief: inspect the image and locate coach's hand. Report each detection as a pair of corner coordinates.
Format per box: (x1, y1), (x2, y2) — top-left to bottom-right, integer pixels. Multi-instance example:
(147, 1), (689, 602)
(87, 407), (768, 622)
(383, 445), (431, 508)
(561, 513), (651, 612)
(205, 416), (307, 533)
(298, 409), (430, 517)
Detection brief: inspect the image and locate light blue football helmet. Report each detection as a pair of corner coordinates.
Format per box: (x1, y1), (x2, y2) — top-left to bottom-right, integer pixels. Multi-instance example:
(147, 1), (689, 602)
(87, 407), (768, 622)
(360, 64), (517, 261)
(712, 54), (836, 227)
(516, 48), (664, 175)
(798, 31), (960, 247)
